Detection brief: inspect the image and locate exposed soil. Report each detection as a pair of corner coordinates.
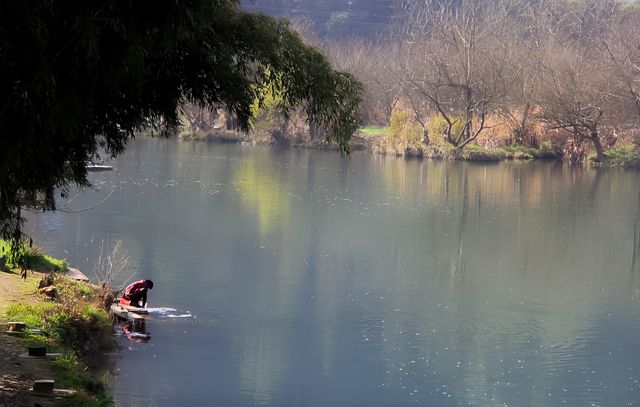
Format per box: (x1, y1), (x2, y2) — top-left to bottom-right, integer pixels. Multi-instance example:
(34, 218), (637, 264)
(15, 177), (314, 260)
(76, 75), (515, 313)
(0, 270), (57, 407)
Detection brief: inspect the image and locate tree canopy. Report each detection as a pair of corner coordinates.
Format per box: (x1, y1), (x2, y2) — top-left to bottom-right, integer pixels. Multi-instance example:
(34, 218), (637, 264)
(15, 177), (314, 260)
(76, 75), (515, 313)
(0, 0), (362, 240)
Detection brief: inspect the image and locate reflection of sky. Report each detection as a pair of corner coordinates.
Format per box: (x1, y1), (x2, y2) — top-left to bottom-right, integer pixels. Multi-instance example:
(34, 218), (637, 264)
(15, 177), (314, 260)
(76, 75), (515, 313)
(26, 139), (640, 406)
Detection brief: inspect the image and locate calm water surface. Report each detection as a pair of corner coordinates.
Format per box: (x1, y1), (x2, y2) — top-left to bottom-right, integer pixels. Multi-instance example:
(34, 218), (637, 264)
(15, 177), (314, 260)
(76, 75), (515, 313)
(27, 139), (640, 406)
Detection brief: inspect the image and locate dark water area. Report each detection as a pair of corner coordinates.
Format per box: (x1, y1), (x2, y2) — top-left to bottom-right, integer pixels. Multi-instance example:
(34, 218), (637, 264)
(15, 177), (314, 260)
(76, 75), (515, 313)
(27, 138), (640, 406)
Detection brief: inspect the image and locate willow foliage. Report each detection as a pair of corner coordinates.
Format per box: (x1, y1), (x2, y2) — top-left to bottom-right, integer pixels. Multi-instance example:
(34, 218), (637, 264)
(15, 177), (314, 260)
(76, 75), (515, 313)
(0, 0), (362, 239)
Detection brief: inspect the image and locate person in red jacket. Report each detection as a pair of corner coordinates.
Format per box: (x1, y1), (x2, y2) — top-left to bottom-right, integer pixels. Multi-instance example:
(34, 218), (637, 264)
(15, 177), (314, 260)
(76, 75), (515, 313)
(120, 279), (154, 308)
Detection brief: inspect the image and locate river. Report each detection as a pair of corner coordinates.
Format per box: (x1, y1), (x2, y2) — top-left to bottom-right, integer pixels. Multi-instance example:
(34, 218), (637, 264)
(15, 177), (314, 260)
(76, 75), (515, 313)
(26, 138), (640, 406)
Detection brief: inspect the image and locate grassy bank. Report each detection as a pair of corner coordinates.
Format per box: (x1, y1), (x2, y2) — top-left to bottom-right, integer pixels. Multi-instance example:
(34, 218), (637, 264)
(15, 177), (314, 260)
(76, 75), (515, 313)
(363, 127), (640, 167)
(367, 135), (563, 161)
(1, 241), (114, 406)
(0, 240), (68, 273)
(174, 124), (570, 163)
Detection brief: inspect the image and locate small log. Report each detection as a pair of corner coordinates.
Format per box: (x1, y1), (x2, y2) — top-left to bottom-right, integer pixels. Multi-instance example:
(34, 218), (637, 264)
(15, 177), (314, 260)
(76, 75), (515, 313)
(33, 380), (54, 394)
(28, 347), (47, 357)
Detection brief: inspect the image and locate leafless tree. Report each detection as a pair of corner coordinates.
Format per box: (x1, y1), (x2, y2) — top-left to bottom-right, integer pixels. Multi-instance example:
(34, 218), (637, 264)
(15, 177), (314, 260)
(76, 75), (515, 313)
(180, 104), (227, 133)
(398, 0), (518, 150)
(322, 39), (401, 125)
(599, 7), (640, 124)
(494, 1), (548, 146)
(93, 240), (136, 292)
(535, 0), (624, 162)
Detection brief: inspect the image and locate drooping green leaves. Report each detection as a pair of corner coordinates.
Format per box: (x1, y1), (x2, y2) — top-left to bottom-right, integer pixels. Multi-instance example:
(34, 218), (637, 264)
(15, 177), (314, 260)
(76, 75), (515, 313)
(0, 0), (362, 239)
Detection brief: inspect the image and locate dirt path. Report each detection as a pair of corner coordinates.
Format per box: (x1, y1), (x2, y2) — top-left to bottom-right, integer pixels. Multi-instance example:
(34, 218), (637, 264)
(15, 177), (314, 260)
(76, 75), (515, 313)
(0, 270), (56, 407)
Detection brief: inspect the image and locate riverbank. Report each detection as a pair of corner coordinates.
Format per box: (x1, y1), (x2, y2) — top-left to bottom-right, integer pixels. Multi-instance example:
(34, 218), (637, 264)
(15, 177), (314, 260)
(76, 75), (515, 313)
(0, 271), (56, 407)
(179, 128), (370, 151)
(176, 128), (640, 168)
(0, 245), (114, 407)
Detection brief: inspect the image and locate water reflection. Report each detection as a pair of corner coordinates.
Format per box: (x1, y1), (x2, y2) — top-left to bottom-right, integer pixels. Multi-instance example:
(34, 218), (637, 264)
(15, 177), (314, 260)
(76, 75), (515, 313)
(234, 158), (290, 237)
(26, 140), (640, 406)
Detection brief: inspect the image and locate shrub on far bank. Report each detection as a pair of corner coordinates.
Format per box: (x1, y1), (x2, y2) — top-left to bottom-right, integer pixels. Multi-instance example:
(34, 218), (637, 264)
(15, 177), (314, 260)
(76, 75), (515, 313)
(370, 110), (426, 156)
(388, 110), (423, 144)
(500, 144), (536, 159)
(454, 143), (506, 161)
(427, 114), (463, 145)
(499, 143), (561, 160)
(602, 144), (640, 167)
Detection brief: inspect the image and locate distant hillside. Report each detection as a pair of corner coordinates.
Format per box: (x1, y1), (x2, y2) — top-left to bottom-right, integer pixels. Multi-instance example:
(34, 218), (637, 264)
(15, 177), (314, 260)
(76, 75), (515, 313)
(240, 0), (399, 39)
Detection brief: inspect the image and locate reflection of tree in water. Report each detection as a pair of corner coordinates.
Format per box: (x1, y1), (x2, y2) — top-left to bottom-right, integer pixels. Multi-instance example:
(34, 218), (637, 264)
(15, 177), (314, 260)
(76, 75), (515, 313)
(364, 159), (640, 403)
(633, 220), (640, 274)
(235, 153), (303, 405)
(238, 329), (287, 405)
(630, 184), (640, 289)
(234, 158), (290, 237)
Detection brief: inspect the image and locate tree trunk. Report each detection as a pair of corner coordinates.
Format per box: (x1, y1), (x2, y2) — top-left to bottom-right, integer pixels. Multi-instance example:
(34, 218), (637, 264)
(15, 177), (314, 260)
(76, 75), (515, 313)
(309, 123), (320, 141)
(225, 110), (236, 130)
(422, 128), (430, 145)
(590, 129), (605, 163)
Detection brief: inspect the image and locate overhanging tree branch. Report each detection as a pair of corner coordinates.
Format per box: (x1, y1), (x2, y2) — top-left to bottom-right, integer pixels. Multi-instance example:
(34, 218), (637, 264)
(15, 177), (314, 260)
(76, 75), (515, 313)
(0, 0), (363, 240)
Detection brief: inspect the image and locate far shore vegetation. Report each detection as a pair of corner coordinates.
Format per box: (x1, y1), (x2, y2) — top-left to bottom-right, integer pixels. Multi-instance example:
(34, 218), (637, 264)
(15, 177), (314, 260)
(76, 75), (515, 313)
(1, 239), (115, 406)
(175, 0), (640, 169)
(174, 113), (640, 168)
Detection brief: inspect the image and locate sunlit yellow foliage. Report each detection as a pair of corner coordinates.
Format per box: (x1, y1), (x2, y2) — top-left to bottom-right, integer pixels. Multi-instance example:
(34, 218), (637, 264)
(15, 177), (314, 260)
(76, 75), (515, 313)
(250, 80), (283, 121)
(427, 114), (464, 145)
(385, 110), (423, 148)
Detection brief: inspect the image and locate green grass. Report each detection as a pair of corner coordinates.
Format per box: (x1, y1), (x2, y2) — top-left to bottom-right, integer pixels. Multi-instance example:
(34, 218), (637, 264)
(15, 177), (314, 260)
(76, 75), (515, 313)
(499, 143), (561, 160)
(0, 239), (68, 272)
(604, 144), (640, 167)
(6, 273), (114, 406)
(50, 352), (112, 406)
(31, 252), (68, 272)
(360, 125), (388, 136)
(56, 277), (97, 300)
(500, 144), (536, 159)
(6, 302), (58, 329)
(500, 144), (536, 154)
(457, 144), (506, 161)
